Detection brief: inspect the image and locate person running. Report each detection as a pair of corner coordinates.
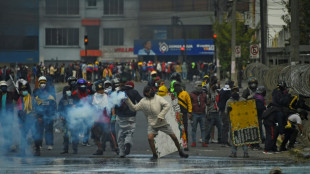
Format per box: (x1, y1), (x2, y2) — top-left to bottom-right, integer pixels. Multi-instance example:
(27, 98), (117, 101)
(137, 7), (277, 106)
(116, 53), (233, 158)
(125, 86), (189, 160)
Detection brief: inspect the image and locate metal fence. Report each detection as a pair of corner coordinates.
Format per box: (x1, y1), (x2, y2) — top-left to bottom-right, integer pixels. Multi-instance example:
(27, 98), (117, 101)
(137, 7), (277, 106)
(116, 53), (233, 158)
(244, 63), (310, 97)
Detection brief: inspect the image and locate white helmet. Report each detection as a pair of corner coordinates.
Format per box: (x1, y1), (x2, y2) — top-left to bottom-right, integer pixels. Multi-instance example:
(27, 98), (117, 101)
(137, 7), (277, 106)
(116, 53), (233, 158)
(0, 81), (7, 86)
(38, 76), (47, 83)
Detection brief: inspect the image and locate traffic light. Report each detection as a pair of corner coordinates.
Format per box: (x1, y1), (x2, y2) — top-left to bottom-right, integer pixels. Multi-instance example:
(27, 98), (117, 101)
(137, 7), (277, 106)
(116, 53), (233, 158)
(213, 34), (217, 39)
(84, 35), (88, 45)
(180, 46), (185, 56)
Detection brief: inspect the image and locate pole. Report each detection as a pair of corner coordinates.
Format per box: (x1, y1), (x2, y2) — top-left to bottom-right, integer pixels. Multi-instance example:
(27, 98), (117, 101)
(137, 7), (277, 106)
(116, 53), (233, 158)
(179, 20), (186, 63)
(260, 0), (267, 65)
(290, 0), (299, 65)
(215, 0), (221, 80)
(231, 0), (237, 84)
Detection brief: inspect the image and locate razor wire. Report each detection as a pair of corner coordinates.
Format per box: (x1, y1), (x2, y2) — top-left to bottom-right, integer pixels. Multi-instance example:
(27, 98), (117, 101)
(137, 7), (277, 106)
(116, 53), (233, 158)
(244, 63), (310, 97)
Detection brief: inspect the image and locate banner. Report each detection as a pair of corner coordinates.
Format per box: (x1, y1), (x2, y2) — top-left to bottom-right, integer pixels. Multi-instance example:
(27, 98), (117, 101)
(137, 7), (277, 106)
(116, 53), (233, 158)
(229, 99), (261, 146)
(134, 39), (214, 56)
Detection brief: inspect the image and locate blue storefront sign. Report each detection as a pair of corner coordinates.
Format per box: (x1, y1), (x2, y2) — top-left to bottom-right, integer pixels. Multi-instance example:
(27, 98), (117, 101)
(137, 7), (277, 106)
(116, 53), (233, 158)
(134, 39), (214, 56)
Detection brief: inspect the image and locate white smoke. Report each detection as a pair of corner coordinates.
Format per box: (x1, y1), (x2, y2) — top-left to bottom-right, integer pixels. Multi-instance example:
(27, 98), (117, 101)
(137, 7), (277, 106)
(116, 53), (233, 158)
(65, 91), (127, 132)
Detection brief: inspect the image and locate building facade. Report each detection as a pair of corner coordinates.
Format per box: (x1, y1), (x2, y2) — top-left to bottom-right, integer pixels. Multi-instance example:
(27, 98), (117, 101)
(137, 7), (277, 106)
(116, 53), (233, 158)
(39, 0), (218, 64)
(40, 0), (139, 64)
(0, 0), (39, 64)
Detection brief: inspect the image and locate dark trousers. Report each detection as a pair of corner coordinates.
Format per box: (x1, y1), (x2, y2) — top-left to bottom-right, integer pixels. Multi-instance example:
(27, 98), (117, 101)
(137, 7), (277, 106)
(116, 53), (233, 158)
(264, 122), (279, 152)
(63, 121), (79, 152)
(221, 111), (230, 144)
(281, 127), (298, 149)
(205, 112), (222, 143)
(18, 115), (36, 153)
(182, 112), (189, 144)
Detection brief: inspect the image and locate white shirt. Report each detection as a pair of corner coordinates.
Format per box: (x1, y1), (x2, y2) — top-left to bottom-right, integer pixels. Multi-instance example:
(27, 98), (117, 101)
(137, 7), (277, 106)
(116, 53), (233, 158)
(288, 113), (302, 124)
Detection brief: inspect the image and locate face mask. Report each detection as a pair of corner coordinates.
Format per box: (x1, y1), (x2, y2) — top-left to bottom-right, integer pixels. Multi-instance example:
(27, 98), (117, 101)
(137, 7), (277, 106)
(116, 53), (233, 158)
(104, 86), (112, 94)
(66, 91), (72, 97)
(250, 83), (257, 90)
(1, 86), (7, 93)
(232, 92), (240, 100)
(79, 85), (87, 91)
(22, 91), (28, 96)
(155, 83), (158, 87)
(70, 81), (76, 87)
(40, 83), (46, 89)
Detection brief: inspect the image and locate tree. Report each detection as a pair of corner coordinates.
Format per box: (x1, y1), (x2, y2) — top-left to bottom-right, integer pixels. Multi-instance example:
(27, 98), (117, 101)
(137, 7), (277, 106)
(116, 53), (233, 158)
(281, 0), (310, 45)
(213, 21), (257, 74)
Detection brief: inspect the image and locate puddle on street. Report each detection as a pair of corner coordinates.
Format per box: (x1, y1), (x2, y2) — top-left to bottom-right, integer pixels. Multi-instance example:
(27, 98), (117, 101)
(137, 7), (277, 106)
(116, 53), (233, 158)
(0, 155), (309, 173)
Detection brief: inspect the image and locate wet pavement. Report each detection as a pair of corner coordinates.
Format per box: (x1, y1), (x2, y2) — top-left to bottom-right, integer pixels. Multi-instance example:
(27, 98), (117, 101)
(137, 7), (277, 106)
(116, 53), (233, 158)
(1, 81), (309, 173)
(1, 154), (310, 173)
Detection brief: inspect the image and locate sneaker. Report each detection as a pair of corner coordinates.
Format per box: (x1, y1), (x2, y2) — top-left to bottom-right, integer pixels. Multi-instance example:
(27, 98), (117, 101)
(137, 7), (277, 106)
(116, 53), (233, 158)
(229, 153), (237, 158)
(252, 147), (262, 151)
(211, 139), (218, 143)
(60, 151), (68, 154)
(125, 143), (131, 155)
(150, 154), (158, 161)
(263, 151), (274, 154)
(47, 146), (53, 150)
(221, 143), (231, 147)
(243, 153), (249, 158)
(191, 142), (196, 147)
(280, 147), (287, 152)
(82, 142), (91, 146)
(93, 150), (103, 155)
(202, 142), (208, 147)
(179, 151), (189, 158)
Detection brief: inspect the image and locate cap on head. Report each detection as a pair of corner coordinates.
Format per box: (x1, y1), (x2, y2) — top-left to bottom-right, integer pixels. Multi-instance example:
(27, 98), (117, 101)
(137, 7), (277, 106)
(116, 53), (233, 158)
(158, 85), (168, 96)
(38, 76), (47, 84)
(0, 81), (7, 87)
(151, 71), (157, 76)
(125, 81), (135, 88)
(195, 81), (202, 87)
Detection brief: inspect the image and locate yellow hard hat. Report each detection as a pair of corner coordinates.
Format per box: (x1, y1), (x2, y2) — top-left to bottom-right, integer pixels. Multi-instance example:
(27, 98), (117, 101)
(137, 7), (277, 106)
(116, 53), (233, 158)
(158, 85), (168, 96)
(151, 71), (157, 75)
(203, 75), (209, 80)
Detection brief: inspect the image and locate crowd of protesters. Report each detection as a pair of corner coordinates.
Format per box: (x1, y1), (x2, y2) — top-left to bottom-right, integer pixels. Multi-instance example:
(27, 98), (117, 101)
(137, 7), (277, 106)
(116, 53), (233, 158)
(6, 60), (215, 84)
(0, 60), (309, 160)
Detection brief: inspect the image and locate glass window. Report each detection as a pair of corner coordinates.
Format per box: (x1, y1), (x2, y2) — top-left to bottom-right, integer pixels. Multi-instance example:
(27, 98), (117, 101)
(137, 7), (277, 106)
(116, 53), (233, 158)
(45, 28), (79, 46)
(103, 28), (124, 45)
(140, 0), (210, 11)
(88, 0), (96, 7)
(104, 0), (124, 15)
(45, 0), (79, 15)
(140, 0), (173, 11)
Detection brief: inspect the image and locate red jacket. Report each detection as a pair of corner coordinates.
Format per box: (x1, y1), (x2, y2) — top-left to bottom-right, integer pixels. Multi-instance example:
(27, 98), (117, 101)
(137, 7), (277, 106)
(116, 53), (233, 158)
(190, 91), (207, 114)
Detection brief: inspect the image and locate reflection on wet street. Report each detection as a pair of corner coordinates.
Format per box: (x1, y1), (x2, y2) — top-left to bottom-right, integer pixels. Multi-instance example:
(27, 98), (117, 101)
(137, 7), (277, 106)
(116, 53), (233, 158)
(0, 155), (309, 173)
